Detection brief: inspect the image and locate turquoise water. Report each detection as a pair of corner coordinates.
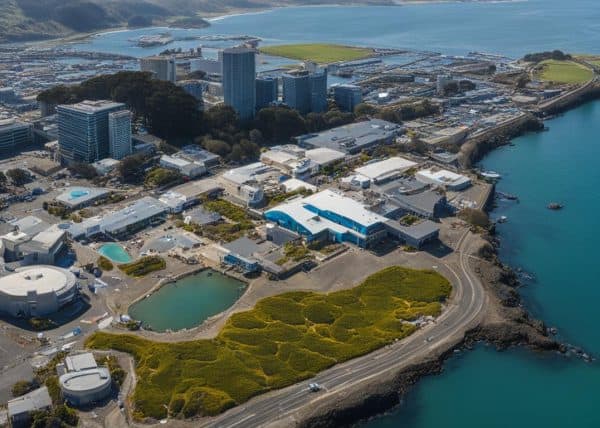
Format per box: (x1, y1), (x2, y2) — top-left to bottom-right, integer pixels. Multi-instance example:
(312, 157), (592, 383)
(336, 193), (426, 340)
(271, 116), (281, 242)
(128, 270), (246, 332)
(365, 100), (600, 428)
(98, 243), (132, 264)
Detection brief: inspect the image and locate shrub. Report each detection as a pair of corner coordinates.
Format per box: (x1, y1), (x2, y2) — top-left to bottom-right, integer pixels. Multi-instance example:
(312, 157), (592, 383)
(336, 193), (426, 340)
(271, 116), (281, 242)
(119, 256), (166, 277)
(12, 380), (36, 397)
(97, 256), (114, 271)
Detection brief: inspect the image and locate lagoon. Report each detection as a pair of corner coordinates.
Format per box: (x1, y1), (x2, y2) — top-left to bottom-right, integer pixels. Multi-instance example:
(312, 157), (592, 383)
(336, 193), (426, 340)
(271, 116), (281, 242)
(128, 270), (246, 332)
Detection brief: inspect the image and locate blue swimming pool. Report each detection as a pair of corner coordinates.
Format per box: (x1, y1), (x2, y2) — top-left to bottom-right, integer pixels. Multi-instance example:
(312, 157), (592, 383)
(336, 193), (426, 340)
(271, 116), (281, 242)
(98, 243), (132, 264)
(70, 189), (90, 199)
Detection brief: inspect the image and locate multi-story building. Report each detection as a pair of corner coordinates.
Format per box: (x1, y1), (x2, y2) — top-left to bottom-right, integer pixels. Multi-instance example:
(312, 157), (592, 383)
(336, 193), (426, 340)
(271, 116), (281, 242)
(57, 100), (126, 164)
(140, 56), (176, 83)
(255, 76), (278, 110)
(282, 69), (327, 114)
(176, 80), (205, 105)
(331, 84), (363, 112)
(108, 110), (132, 160)
(222, 47), (256, 120)
(0, 118), (32, 152)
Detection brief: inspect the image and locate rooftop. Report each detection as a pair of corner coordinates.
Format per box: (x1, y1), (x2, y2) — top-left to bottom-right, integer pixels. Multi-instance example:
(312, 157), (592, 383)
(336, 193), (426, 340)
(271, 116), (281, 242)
(0, 266), (76, 298)
(11, 216), (49, 237)
(304, 147), (346, 165)
(58, 100), (125, 114)
(222, 162), (275, 185)
(416, 167), (471, 187)
(65, 352), (97, 372)
(59, 367), (111, 393)
(7, 386), (52, 416)
(55, 187), (109, 208)
(354, 157), (417, 182)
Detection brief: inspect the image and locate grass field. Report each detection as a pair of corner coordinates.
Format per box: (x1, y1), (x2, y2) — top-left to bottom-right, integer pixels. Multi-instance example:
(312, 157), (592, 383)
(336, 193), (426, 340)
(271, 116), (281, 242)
(87, 266), (451, 419)
(536, 60), (593, 84)
(259, 43), (374, 64)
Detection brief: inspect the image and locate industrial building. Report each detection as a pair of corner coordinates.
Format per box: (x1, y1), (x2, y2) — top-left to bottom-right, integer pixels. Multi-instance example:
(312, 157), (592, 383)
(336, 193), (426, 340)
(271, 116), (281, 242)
(354, 157), (418, 184)
(421, 126), (469, 146)
(416, 167), (472, 191)
(140, 56), (176, 82)
(21, 229), (67, 265)
(256, 76), (278, 110)
(57, 100), (127, 164)
(265, 189), (389, 248)
(0, 266), (78, 317)
(220, 162), (277, 206)
(159, 154), (207, 178)
(67, 196), (168, 239)
(296, 119), (403, 154)
(108, 110), (132, 160)
(7, 386), (52, 428)
(0, 118), (32, 151)
(222, 47), (256, 120)
(331, 84), (363, 112)
(177, 144), (221, 168)
(58, 352), (112, 407)
(282, 69), (328, 114)
(55, 187), (110, 210)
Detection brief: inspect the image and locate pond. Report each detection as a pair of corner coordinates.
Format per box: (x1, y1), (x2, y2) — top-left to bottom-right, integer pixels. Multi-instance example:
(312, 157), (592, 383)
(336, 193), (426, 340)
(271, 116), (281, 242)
(128, 270), (247, 332)
(98, 243), (132, 264)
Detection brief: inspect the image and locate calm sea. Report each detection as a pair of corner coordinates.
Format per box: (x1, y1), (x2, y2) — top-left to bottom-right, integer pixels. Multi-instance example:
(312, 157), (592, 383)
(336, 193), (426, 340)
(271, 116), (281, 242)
(71, 1), (600, 426)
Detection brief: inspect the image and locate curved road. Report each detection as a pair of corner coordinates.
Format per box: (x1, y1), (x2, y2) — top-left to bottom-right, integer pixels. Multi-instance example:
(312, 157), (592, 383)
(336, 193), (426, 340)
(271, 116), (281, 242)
(199, 231), (488, 428)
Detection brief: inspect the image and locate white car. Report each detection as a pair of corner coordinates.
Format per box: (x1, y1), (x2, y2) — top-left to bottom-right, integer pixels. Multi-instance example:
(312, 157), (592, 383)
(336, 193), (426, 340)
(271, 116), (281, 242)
(308, 383), (322, 392)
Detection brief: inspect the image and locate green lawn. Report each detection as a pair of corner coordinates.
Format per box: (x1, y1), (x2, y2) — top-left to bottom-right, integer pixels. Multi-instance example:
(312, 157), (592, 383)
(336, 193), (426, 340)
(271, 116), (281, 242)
(259, 43), (374, 64)
(87, 266), (451, 420)
(537, 60), (593, 84)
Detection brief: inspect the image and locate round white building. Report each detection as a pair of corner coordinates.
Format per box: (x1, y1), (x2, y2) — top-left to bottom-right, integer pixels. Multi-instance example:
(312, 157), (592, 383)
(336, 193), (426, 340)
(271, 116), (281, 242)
(59, 367), (112, 406)
(0, 266), (78, 317)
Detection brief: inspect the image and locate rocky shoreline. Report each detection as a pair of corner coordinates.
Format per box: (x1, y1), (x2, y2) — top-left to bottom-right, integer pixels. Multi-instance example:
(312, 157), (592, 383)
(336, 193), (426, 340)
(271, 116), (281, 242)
(298, 235), (563, 428)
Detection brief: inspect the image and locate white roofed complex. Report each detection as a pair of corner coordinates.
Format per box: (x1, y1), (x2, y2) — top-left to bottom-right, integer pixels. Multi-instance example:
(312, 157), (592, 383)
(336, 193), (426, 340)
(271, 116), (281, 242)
(354, 157), (418, 184)
(415, 167), (472, 191)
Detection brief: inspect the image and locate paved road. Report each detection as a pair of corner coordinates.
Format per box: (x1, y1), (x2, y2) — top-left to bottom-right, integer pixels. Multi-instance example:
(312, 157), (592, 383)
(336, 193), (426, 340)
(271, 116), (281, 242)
(199, 231), (488, 428)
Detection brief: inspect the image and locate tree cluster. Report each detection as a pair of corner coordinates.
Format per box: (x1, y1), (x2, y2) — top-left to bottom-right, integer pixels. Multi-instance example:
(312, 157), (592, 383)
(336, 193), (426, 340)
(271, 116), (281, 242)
(37, 71), (202, 139)
(523, 50), (572, 63)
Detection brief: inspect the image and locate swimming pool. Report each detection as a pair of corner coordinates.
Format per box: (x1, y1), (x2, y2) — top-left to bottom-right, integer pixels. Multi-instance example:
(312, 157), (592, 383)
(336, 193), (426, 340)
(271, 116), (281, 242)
(98, 243), (132, 264)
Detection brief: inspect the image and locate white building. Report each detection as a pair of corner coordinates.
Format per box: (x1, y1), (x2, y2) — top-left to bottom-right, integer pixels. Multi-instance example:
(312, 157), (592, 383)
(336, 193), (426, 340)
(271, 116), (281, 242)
(8, 386), (52, 427)
(354, 157), (418, 184)
(108, 110), (132, 160)
(220, 162), (276, 207)
(159, 155), (207, 178)
(415, 167), (472, 191)
(140, 56), (176, 82)
(0, 266), (78, 317)
(59, 352), (112, 407)
(304, 147), (346, 168)
(21, 229), (67, 265)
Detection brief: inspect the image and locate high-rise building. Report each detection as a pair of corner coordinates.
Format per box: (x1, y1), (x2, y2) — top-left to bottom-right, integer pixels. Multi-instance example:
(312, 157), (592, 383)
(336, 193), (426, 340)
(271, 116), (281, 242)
(332, 84), (363, 112)
(57, 100), (126, 164)
(0, 118), (32, 151)
(282, 69), (328, 115)
(255, 77), (278, 110)
(140, 56), (176, 83)
(222, 47), (256, 120)
(108, 110), (132, 160)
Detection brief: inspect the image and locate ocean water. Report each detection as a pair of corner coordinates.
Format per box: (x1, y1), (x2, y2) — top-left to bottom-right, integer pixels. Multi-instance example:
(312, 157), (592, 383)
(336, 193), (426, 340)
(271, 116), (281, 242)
(128, 270), (246, 332)
(69, 1), (600, 426)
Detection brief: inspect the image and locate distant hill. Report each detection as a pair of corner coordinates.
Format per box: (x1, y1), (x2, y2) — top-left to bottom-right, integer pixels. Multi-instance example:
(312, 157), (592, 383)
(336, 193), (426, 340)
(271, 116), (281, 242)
(0, 0), (394, 43)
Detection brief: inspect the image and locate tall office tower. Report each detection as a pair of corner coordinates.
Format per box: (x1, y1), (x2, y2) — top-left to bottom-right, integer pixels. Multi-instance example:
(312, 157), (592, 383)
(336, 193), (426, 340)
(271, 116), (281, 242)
(283, 68), (328, 114)
(255, 76), (278, 110)
(222, 47), (256, 120)
(332, 84), (363, 112)
(57, 100), (126, 164)
(140, 56), (177, 83)
(0, 119), (32, 151)
(108, 110), (132, 160)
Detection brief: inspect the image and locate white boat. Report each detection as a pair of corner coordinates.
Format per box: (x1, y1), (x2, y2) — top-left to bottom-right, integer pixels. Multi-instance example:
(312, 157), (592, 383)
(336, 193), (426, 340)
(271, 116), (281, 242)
(480, 171), (502, 179)
(497, 216), (508, 223)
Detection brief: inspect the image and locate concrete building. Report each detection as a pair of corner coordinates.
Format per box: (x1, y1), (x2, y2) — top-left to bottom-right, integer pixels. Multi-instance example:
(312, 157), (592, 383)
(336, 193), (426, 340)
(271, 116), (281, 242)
(57, 100), (127, 164)
(384, 219), (440, 249)
(175, 145), (221, 168)
(0, 118), (32, 151)
(296, 119), (403, 154)
(416, 167), (472, 191)
(220, 162), (275, 207)
(59, 352), (112, 407)
(108, 110), (132, 160)
(255, 76), (278, 110)
(159, 155), (207, 178)
(191, 57), (223, 75)
(7, 386), (52, 428)
(282, 69), (328, 114)
(304, 147), (346, 167)
(222, 47), (256, 120)
(92, 158), (120, 175)
(21, 229), (67, 265)
(354, 157), (418, 184)
(55, 187), (110, 210)
(265, 189), (389, 248)
(332, 84), (363, 112)
(422, 126), (468, 146)
(0, 266), (78, 317)
(436, 74), (455, 95)
(140, 56), (176, 82)
(259, 145), (319, 179)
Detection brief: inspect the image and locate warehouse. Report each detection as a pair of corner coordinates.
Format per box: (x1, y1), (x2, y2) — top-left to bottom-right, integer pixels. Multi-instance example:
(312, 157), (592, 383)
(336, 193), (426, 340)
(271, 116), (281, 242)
(416, 167), (472, 191)
(0, 266), (78, 317)
(354, 157), (418, 184)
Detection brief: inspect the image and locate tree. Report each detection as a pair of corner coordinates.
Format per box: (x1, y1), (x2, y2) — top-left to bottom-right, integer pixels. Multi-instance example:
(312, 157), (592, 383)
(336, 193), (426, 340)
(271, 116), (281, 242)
(67, 162), (98, 179)
(203, 139), (231, 157)
(354, 103), (378, 117)
(118, 153), (149, 184)
(255, 106), (307, 143)
(6, 168), (31, 186)
(0, 171), (7, 190)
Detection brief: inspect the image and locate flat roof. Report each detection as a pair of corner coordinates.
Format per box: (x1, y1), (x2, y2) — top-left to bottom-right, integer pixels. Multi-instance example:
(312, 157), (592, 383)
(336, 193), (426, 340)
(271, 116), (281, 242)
(27, 229), (65, 250)
(58, 100), (125, 114)
(11, 216), (49, 237)
(59, 367), (111, 393)
(305, 148), (346, 165)
(169, 178), (222, 199)
(385, 219), (440, 240)
(354, 157), (417, 181)
(8, 386), (51, 416)
(65, 353), (97, 372)
(281, 178), (318, 193)
(101, 197), (168, 233)
(55, 187), (109, 208)
(222, 162), (274, 185)
(416, 167), (471, 187)
(0, 266), (75, 297)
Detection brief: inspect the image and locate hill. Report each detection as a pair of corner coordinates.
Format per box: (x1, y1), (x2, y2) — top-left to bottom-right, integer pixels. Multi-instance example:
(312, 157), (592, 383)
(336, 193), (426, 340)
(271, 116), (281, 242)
(0, 0), (394, 43)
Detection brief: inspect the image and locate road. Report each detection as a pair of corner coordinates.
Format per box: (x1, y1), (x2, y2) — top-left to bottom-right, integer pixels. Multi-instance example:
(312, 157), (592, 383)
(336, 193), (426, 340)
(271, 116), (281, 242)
(199, 231), (488, 428)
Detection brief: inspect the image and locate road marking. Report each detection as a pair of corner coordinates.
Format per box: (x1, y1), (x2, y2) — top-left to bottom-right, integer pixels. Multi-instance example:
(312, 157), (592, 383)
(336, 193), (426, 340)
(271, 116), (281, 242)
(227, 413), (256, 427)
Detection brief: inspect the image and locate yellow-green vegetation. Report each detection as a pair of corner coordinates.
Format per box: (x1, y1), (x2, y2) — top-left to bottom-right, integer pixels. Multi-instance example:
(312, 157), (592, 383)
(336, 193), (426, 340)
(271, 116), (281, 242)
(119, 256), (166, 277)
(259, 43), (374, 64)
(87, 266), (451, 420)
(144, 168), (182, 188)
(200, 199), (254, 242)
(97, 256), (114, 272)
(276, 242), (312, 265)
(536, 60), (593, 84)
(267, 188), (314, 207)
